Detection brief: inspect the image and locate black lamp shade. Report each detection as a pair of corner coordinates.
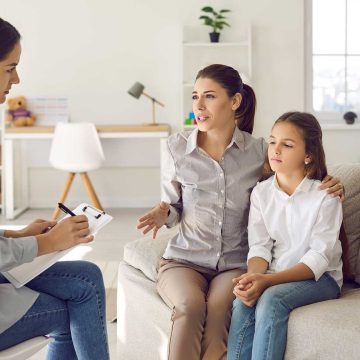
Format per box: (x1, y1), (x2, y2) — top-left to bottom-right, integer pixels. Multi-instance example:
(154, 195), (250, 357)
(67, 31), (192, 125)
(128, 82), (145, 99)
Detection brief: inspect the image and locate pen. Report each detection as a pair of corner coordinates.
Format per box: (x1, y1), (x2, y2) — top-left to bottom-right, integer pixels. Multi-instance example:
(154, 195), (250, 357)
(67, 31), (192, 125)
(58, 202), (76, 217)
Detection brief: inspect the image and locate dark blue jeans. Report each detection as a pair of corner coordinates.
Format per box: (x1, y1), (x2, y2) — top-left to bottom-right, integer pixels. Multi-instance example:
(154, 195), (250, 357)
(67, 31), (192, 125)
(0, 261), (109, 360)
(227, 273), (340, 360)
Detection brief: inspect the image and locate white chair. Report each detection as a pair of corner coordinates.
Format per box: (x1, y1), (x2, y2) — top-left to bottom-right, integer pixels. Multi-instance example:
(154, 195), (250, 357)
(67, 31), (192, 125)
(0, 336), (51, 360)
(49, 122), (105, 219)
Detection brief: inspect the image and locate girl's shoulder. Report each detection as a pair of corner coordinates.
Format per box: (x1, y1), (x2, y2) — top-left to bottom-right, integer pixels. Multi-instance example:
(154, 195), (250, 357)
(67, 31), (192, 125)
(254, 175), (274, 191)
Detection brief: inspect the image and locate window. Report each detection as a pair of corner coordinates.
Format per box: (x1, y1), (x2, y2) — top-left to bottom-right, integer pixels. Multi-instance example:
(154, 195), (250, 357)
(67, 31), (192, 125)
(306, 0), (360, 123)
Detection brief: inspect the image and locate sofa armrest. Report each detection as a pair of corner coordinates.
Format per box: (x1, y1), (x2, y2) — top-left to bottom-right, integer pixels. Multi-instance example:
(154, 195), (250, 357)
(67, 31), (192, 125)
(124, 226), (178, 281)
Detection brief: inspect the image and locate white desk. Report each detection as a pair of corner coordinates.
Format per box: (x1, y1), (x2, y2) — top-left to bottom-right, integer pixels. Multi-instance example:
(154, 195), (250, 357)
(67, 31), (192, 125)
(3, 124), (170, 219)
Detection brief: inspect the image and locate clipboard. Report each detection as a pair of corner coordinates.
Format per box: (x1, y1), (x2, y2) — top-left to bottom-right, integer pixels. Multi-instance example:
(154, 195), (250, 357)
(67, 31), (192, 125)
(2, 203), (113, 288)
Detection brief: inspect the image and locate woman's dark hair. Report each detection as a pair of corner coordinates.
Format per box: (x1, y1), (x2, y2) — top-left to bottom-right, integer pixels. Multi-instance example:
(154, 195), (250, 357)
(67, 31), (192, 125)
(0, 18), (21, 61)
(196, 64), (256, 134)
(272, 111), (327, 181)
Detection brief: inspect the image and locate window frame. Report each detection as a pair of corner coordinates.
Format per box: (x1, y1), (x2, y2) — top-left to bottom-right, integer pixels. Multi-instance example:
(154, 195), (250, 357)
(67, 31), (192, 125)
(305, 0), (359, 124)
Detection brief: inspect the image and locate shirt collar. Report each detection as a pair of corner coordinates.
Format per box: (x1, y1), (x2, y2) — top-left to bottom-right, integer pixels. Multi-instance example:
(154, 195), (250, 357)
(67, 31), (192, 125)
(185, 126), (245, 155)
(272, 175), (314, 196)
(185, 127), (199, 155)
(231, 126), (245, 151)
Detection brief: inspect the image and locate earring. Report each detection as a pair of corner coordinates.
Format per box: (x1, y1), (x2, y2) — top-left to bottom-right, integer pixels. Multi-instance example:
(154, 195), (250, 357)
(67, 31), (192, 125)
(305, 159), (310, 165)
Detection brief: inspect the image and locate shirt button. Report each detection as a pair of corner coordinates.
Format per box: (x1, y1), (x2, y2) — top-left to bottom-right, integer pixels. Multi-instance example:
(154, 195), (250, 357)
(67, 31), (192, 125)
(217, 252), (220, 257)
(221, 157), (224, 161)
(220, 173), (224, 177)
(219, 221), (222, 226)
(220, 189), (224, 194)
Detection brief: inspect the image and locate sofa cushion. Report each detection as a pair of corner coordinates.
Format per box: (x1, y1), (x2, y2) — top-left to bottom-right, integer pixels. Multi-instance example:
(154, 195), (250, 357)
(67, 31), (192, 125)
(123, 226), (178, 282)
(328, 164), (360, 284)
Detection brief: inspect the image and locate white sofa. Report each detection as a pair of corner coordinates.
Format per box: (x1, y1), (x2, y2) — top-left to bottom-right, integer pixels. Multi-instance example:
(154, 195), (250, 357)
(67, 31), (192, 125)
(117, 164), (360, 360)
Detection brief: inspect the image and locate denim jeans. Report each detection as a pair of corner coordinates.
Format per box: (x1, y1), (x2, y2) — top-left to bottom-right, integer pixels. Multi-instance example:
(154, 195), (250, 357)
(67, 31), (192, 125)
(227, 272), (340, 360)
(0, 261), (109, 360)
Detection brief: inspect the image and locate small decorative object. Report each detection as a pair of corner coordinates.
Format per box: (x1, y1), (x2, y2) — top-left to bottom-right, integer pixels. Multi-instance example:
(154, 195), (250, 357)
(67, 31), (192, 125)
(184, 112), (196, 126)
(199, 6), (231, 43)
(128, 82), (164, 126)
(5, 96), (36, 127)
(343, 111), (357, 125)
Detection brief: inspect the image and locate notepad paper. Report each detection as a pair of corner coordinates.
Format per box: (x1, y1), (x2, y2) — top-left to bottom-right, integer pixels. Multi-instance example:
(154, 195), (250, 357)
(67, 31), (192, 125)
(2, 203), (113, 288)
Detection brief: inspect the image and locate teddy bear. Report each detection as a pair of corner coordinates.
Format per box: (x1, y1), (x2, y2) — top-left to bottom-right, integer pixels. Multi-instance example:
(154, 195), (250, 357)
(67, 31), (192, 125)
(6, 96), (36, 127)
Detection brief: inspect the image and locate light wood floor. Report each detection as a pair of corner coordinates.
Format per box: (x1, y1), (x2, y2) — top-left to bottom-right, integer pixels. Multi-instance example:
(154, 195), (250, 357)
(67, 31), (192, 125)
(0, 207), (150, 359)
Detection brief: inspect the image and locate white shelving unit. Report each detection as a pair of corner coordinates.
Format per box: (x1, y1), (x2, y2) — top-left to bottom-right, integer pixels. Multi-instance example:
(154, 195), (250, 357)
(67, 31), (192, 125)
(181, 25), (252, 130)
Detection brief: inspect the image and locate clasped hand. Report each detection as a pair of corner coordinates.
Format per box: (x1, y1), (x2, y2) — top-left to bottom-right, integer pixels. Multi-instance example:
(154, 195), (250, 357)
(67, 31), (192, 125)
(137, 201), (169, 239)
(232, 273), (271, 307)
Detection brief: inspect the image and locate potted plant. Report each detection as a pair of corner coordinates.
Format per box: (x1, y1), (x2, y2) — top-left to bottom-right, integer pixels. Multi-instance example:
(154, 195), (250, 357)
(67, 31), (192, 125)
(199, 6), (231, 43)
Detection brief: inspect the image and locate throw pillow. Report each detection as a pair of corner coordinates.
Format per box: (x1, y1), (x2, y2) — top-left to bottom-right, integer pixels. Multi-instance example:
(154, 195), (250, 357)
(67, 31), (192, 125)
(328, 164), (360, 285)
(123, 226), (178, 282)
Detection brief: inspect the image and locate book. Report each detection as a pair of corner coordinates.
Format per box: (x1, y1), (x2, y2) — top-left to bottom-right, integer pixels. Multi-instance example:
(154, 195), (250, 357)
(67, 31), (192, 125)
(2, 203), (113, 288)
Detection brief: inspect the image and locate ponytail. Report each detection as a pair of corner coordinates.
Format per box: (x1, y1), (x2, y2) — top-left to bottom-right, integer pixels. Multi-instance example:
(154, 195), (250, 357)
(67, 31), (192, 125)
(236, 83), (256, 134)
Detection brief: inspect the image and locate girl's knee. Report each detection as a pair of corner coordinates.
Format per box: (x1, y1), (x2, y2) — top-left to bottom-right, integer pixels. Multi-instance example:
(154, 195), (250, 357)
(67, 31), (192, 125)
(256, 287), (288, 319)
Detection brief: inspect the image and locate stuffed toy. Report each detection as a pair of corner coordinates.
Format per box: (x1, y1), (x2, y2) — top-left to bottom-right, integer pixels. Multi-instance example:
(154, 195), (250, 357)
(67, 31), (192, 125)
(6, 96), (36, 127)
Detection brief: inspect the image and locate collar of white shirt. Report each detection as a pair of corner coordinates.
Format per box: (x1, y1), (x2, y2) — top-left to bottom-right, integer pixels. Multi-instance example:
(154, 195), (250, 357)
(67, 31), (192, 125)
(272, 174), (314, 197)
(185, 126), (245, 155)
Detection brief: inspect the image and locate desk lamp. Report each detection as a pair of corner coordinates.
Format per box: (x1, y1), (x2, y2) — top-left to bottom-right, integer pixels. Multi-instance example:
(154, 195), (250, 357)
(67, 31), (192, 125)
(128, 82), (164, 126)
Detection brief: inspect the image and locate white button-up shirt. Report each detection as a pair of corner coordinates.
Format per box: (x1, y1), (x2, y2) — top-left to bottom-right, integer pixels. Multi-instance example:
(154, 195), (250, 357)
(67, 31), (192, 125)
(161, 127), (266, 271)
(247, 175), (343, 288)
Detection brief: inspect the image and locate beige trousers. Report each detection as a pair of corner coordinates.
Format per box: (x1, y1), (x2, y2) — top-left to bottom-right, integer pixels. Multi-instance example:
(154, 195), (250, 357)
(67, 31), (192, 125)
(157, 258), (245, 360)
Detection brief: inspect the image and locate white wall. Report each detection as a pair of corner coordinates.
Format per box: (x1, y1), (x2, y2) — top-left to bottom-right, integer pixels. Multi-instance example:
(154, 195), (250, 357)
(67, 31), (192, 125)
(1, 0), (358, 208)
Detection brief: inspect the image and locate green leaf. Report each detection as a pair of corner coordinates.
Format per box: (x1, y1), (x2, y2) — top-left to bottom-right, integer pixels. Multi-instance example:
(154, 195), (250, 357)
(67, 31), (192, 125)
(199, 15), (211, 20)
(220, 9), (231, 13)
(216, 21), (230, 27)
(201, 6), (214, 13)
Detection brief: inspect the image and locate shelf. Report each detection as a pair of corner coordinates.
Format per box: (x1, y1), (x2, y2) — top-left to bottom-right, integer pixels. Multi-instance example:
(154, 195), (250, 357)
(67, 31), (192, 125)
(183, 42), (249, 47)
(183, 125), (197, 130)
(321, 123), (360, 130)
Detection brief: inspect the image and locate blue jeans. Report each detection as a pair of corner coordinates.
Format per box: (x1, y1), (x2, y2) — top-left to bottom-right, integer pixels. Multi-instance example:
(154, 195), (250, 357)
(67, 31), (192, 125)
(0, 261), (109, 360)
(227, 273), (340, 360)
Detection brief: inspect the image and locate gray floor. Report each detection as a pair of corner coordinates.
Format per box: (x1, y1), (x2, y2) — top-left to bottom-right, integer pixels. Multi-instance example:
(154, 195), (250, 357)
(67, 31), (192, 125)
(0, 207), (150, 359)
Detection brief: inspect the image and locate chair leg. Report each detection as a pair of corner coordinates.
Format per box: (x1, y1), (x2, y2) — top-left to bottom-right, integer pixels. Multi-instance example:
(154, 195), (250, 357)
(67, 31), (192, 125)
(52, 172), (76, 219)
(80, 172), (103, 210)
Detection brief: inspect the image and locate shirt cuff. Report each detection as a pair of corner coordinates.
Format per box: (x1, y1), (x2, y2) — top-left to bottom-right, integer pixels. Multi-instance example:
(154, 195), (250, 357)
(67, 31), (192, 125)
(165, 205), (179, 228)
(18, 236), (38, 263)
(247, 246), (272, 264)
(300, 250), (328, 281)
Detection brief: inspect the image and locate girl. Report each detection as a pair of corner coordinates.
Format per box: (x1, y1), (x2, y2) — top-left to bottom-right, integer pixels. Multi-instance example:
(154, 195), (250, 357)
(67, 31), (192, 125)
(0, 18), (109, 359)
(227, 112), (343, 360)
(137, 65), (343, 360)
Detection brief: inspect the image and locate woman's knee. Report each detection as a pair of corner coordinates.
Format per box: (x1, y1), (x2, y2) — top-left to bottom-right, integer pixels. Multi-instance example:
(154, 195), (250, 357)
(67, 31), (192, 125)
(174, 297), (206, 321)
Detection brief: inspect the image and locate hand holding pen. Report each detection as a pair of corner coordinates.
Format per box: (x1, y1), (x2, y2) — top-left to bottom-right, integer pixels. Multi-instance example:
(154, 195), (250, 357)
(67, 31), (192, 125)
(35, 203), (93, 256)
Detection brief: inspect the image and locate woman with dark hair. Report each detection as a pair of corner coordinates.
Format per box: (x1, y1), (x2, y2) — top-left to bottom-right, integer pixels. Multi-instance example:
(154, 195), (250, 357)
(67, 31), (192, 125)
(228, 112), (343, 360)
(0, 18), (109, 359)
(137, 65), (344, 360)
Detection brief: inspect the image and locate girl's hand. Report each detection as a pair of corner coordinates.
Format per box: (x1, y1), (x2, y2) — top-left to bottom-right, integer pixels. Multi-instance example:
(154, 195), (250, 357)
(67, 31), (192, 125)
(36, 215), (93, 256)
(5, 219), (57, 238)
(233, 273), (270, 307)
(137, 201), (169, 239)
(319, 175), (344, 202)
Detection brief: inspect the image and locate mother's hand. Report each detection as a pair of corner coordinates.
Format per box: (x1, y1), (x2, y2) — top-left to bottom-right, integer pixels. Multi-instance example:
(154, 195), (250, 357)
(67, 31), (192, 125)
(319, 175), (345, 202)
